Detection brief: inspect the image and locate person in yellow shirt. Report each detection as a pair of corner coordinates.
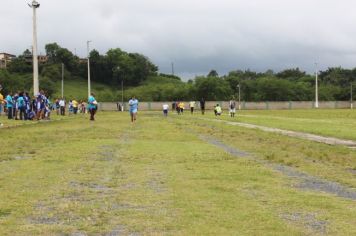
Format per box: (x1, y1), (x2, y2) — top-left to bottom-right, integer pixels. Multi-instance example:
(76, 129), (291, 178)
(0, 92), (3, 115)
(214, 104), (222, 116)
(72, 99), (79, 114)
(178, 102), (185, 115)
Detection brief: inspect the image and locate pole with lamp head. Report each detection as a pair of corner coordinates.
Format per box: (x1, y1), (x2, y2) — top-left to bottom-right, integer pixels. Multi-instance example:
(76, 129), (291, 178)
(351, 82), (354, 109)
(28, 1), (40, 96)
(87, 41), (92, 98)
(237, 84), (241, 110)
(315, 62), (319, 108)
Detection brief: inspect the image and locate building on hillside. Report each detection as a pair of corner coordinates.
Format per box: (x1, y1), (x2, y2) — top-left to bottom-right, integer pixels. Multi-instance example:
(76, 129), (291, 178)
(24, 53), (48, 64)
(79, 58), (88, 64)
(0, 53), (16, 69)
(38, 55), (48, 63)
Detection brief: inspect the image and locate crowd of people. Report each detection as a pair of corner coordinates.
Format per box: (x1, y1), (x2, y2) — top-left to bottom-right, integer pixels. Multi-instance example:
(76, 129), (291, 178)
(0, 86), (237, 125)
(0, 89), (97, 121)
(0, 90), (51, 120)
(162, 98), (238, 117)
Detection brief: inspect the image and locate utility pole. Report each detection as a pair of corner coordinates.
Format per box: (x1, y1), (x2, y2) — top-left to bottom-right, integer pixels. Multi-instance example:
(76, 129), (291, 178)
(29, 1), (40, 96)
(237, 84), (241, 110)
(87, 41), (92, 98)
(315, 62), (319, 108)
(61, 63), (64, 98)
(171, 62), (175, 75)
(351, 82), (354, 109)
(121, 75), (124, 111)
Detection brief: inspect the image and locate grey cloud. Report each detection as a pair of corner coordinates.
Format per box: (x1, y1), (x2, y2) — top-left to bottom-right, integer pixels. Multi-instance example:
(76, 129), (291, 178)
(1, 0), (356, 80)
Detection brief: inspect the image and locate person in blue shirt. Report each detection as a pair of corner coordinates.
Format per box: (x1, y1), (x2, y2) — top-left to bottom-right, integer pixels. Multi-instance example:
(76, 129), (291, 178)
(88, 93), (97, 121)
(128, 96), (139, 123)
(6, 93), (13, 119)
(24, 92), (31, 120)
(17, 92), (26, 120)
(13, 92), (19, 119)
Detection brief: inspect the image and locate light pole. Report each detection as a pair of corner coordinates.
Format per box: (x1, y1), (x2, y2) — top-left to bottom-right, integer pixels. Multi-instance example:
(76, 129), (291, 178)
(113, 66), (124, 111)
(315, 62), (319, 108)
(28, 1), (40, 96)
(87, 40), (92, 98)
(61, 63), (64, 98)
(119, 68), (124, 111)
(351, 82), (354, 109)
(237, 84), (241, 110)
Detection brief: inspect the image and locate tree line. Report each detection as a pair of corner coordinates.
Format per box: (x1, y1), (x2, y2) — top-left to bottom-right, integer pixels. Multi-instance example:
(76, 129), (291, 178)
(1, 42), (355, 101)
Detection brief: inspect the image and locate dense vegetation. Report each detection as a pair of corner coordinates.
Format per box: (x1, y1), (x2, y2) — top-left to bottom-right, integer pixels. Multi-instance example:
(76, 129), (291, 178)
(0, 43), (355, 101)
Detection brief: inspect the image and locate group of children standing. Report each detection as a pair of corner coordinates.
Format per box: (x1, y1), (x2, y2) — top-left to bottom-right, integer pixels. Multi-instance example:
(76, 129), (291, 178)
(170, 99), (204, 115)
(0, 90), (50, 120)
(163, 98), (237, 117)
(0, 89), (92, 121)
(53, 98), (87, 116)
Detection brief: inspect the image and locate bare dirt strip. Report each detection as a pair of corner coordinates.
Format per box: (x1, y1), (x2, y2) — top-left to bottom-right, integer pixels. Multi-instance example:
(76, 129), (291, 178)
(198, 134), (356, 200)
(200, 118), (356, 148)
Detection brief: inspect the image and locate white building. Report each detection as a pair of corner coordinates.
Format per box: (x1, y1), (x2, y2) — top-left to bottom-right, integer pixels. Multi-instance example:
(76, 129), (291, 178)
(0, 53), (16, 69)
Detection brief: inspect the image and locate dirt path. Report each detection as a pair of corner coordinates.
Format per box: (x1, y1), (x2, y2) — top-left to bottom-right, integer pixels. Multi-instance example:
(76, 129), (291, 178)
(200, 118), (356, 148)
(198, 134), (356, 200)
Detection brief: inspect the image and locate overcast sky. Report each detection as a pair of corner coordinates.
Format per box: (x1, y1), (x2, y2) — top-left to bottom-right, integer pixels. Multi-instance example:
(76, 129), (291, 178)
(2, 0), (356, 79)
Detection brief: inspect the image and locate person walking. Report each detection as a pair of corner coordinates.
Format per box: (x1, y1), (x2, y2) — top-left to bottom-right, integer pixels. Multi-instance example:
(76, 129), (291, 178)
(229, 98), (236, 118)
(175, 101), (180, 114)
(0, 92), (3, 116)
(200, 98), (206, 115)
(178, 101), (185, 115)
(6, 93), (13, 119)
(59, 98), (65, 116)
(72, 99), (79, 115)
(116, 101), (122, 112)
(17, 92), (26, 120)
(24, 92), (31, 120)
(81, 101), (87, 114)
(68, 100), (74, 115)
(88, 93), (98, 121)
(55, 99), (60, 115)
(172, 101), (176, 112)
(189, 100), (196, 115)
(163, 103), (169, 117)
(129, 96), (139, 123)
(13, 92), (19, 120)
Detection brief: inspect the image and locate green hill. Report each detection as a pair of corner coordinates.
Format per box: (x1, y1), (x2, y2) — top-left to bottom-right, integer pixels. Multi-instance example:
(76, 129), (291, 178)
(52, 78), (117, 101)
(51, 75), (187, 102)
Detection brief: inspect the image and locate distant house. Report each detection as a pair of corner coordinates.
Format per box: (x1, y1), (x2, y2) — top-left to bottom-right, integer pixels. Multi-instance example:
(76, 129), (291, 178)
(0, 53), (16, 69)
(38, 55), (48, 63)
(24, 52), (48, 64)
(79, 58), (88, 64)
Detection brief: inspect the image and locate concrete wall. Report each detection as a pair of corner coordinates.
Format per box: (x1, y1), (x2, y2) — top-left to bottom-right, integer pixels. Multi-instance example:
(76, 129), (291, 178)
(98, 101), (356, 111)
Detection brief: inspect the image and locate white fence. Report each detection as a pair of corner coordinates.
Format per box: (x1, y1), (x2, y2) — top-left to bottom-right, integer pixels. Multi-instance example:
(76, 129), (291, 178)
(98, 101), (356, 111)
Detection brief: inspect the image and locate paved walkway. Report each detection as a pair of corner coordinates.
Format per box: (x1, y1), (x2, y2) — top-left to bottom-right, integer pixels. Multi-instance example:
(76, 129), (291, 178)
(200, 118), (356, 148)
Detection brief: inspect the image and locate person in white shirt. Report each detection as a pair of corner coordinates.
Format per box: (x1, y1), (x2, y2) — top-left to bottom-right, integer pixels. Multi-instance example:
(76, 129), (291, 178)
(189, 101), (196, 115)
(59, 98), (66, 116)
(229, 99), (236, 117)
(162, 104), (169, 117)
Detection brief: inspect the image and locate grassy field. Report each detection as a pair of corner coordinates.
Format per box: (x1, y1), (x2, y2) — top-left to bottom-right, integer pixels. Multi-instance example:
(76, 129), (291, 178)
(0, 111), (355, 235)
(200, 109), (356, 141)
